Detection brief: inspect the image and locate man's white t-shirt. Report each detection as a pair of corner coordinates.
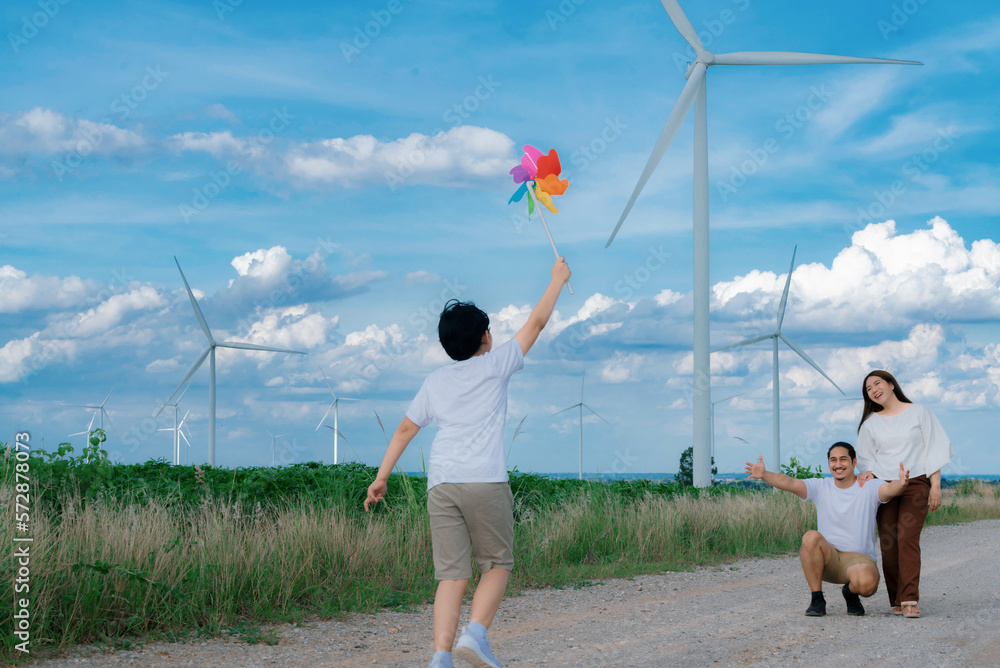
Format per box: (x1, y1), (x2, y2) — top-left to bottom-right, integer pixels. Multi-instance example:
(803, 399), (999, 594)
(406, 338), (524, 490)
(802, 477), (887, 560)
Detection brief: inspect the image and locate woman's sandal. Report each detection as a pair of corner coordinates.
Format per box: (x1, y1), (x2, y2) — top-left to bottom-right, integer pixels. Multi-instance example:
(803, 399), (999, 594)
(891, 606), (903, 616)
(901, 601), (921, 618)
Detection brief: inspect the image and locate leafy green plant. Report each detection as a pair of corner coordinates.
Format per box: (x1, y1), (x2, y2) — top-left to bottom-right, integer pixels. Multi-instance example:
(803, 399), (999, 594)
(675, 446), (717, 487)
(780, 457), (824, 480)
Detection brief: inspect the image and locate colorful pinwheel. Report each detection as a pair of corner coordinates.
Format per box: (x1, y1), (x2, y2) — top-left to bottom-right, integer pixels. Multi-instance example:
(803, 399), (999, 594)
(508, 144), (573, 294)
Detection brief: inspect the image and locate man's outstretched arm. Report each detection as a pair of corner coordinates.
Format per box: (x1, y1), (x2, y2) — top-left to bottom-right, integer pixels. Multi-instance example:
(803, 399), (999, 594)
(745, 454), (808, 500)
(877, 462), (910, 502)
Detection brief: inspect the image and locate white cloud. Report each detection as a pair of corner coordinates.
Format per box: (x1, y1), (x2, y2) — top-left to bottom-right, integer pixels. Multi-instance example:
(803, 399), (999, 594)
(0, 108), (144, 157)
(284, 125), (515, 188)
(169, 130), (257, 159)
(406, 270), (441, 286)
(713, 218), (1000, 334)
(205, 103), (241, 124)
(0, 265), (102, 313)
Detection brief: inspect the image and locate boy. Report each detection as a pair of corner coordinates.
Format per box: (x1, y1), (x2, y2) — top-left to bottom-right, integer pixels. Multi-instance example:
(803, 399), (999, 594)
(365, 257), (571, 668)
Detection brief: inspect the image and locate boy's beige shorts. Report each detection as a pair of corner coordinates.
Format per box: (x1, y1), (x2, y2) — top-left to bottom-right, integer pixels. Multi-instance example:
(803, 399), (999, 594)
(427, 482), (515, 580)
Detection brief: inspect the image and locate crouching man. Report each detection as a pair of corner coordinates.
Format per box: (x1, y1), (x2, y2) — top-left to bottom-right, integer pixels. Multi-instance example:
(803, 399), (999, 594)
(745, 442), (909, 616)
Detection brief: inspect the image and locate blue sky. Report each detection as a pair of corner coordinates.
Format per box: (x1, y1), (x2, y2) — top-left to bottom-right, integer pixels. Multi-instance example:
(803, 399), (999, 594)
(2, 0), (998, 476)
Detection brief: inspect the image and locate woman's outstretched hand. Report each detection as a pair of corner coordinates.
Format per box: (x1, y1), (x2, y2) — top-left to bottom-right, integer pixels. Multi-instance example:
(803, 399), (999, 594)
(857, 470), (875, 487)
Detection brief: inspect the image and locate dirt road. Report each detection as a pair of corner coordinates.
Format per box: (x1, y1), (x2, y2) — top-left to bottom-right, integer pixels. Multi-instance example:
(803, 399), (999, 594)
(32, 520), (1000, 667)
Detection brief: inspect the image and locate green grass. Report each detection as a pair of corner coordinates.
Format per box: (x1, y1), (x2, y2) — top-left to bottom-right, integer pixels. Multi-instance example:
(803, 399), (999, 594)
(2, 450), (999, 663)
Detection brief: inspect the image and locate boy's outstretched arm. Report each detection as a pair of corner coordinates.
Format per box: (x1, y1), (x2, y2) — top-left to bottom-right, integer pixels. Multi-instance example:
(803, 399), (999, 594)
(515, 257), (571, 356)
(364, 416), (421, 511)
(745, 455), (808, 500)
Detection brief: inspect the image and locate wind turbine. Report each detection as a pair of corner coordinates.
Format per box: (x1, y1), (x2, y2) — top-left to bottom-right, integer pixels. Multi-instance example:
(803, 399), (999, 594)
(159, 257), (308, 466)
(266, 430), (287, 467)
(315, 368), (361, 465)
(553, 371), (609, 480)
(156, 385), (190, 465)
(604, 0), (920, 487)
(158, 409), (192, 465)
(712, 247), (845, 471)
(68, 385), (117, 433)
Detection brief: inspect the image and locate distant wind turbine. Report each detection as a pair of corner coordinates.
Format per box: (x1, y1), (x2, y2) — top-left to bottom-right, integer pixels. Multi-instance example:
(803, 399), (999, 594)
(68, 384), (117, 434)
(712, 247), (845, 470)
(710, 392), (743, 462)
(315, 368), (361, 465)
(158, 257), (308, 466)
(159, 410), (192, 465)
(604, 0), (920, 487)
(266, 430), (287, 467)
(156, 385), (190, 465)
(553, 371), (609, 480)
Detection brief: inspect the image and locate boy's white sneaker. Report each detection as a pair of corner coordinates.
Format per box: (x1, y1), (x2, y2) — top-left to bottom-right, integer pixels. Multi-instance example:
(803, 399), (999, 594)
(454, 627), (501, 668)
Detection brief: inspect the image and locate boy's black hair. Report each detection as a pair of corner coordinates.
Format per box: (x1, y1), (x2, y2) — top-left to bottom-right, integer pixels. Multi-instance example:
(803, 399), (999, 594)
(827, 441), (857, 461)
(438, 299), (489, 361)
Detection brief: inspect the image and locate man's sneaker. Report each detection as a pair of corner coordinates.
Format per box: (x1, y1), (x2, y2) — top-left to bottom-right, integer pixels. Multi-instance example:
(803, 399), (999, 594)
(843, 583), (865, 616)
(805, 593), (826, 617)
(454, 627), (501, 668)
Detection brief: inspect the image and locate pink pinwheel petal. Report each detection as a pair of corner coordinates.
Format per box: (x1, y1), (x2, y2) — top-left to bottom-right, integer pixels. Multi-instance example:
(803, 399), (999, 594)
(522, 144), (543, 176)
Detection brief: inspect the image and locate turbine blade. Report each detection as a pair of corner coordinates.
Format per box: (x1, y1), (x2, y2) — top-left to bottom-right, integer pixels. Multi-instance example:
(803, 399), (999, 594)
(174, 257), (215, 344)
(712, 332), (776, 353)
(580, 370), (586, 404)
(778, 333), (846, 395)
(776, 246), (797, 331)
(156, 347), (211, 417)
(606, 64), (706, 247)
(714, 51), (923, 67)
(217, 341), (308, 355)
(320, 367), (337, 398)
(660, 0), (705, 55)
(553, 404), (581, 417)
(316, 402), (335, 431)
(583, 404), (610, 424)
(101, 383), (118, 408)
(175, 384), (191, 405)
(338, 397), (363, 402)
(179, 430), (191, 447)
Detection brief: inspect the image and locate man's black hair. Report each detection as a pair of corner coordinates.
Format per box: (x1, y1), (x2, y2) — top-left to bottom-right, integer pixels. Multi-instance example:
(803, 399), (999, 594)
(438, 299), (489, 361)
(827, 441), (857, 460)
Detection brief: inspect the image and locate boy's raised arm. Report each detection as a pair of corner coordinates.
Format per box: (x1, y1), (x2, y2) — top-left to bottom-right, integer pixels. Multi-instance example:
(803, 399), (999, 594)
(364, 416), (421, 511)
(515, 257), (571, 356)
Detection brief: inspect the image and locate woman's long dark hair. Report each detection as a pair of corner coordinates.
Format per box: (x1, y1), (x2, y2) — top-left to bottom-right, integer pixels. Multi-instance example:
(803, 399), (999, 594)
(857, 369), (913, 432)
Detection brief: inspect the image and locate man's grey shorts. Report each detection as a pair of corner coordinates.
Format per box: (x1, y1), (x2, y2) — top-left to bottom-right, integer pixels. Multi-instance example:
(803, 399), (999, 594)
(427, 482), (514, 580)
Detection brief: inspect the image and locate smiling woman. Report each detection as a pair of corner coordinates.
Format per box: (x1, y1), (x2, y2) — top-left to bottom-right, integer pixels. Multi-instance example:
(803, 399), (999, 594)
(856, 369), (956, 619)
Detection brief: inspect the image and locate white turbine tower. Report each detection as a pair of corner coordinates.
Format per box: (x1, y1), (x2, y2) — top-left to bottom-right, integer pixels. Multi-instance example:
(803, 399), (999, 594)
(315, 369), (360, 465)
(553, 371), (609, 480)
(159, 257), (308, 466)
(69, 385), (117, 434)
(605, 0), (920, 487)
(156, 385), (190, 465)
(713, 247), (845, 470)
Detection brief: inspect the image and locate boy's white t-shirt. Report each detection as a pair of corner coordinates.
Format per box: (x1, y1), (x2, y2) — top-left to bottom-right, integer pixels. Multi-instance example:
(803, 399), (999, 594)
(802, 477), (887, 560)
(406, 338), (524, 490)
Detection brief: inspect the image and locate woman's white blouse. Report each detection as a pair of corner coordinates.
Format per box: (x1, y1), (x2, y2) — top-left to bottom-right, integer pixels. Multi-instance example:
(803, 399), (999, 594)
(857, 403), (954, 480)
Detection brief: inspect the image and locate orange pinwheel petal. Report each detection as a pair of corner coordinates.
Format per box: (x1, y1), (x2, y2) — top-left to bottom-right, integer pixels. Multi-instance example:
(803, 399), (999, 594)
(536, 173), (569, 196)
(535, 149), (562, 180)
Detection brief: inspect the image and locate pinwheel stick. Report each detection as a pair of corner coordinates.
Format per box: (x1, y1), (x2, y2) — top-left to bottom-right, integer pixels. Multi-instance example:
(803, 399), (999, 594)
(525, 182), (574, 295)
